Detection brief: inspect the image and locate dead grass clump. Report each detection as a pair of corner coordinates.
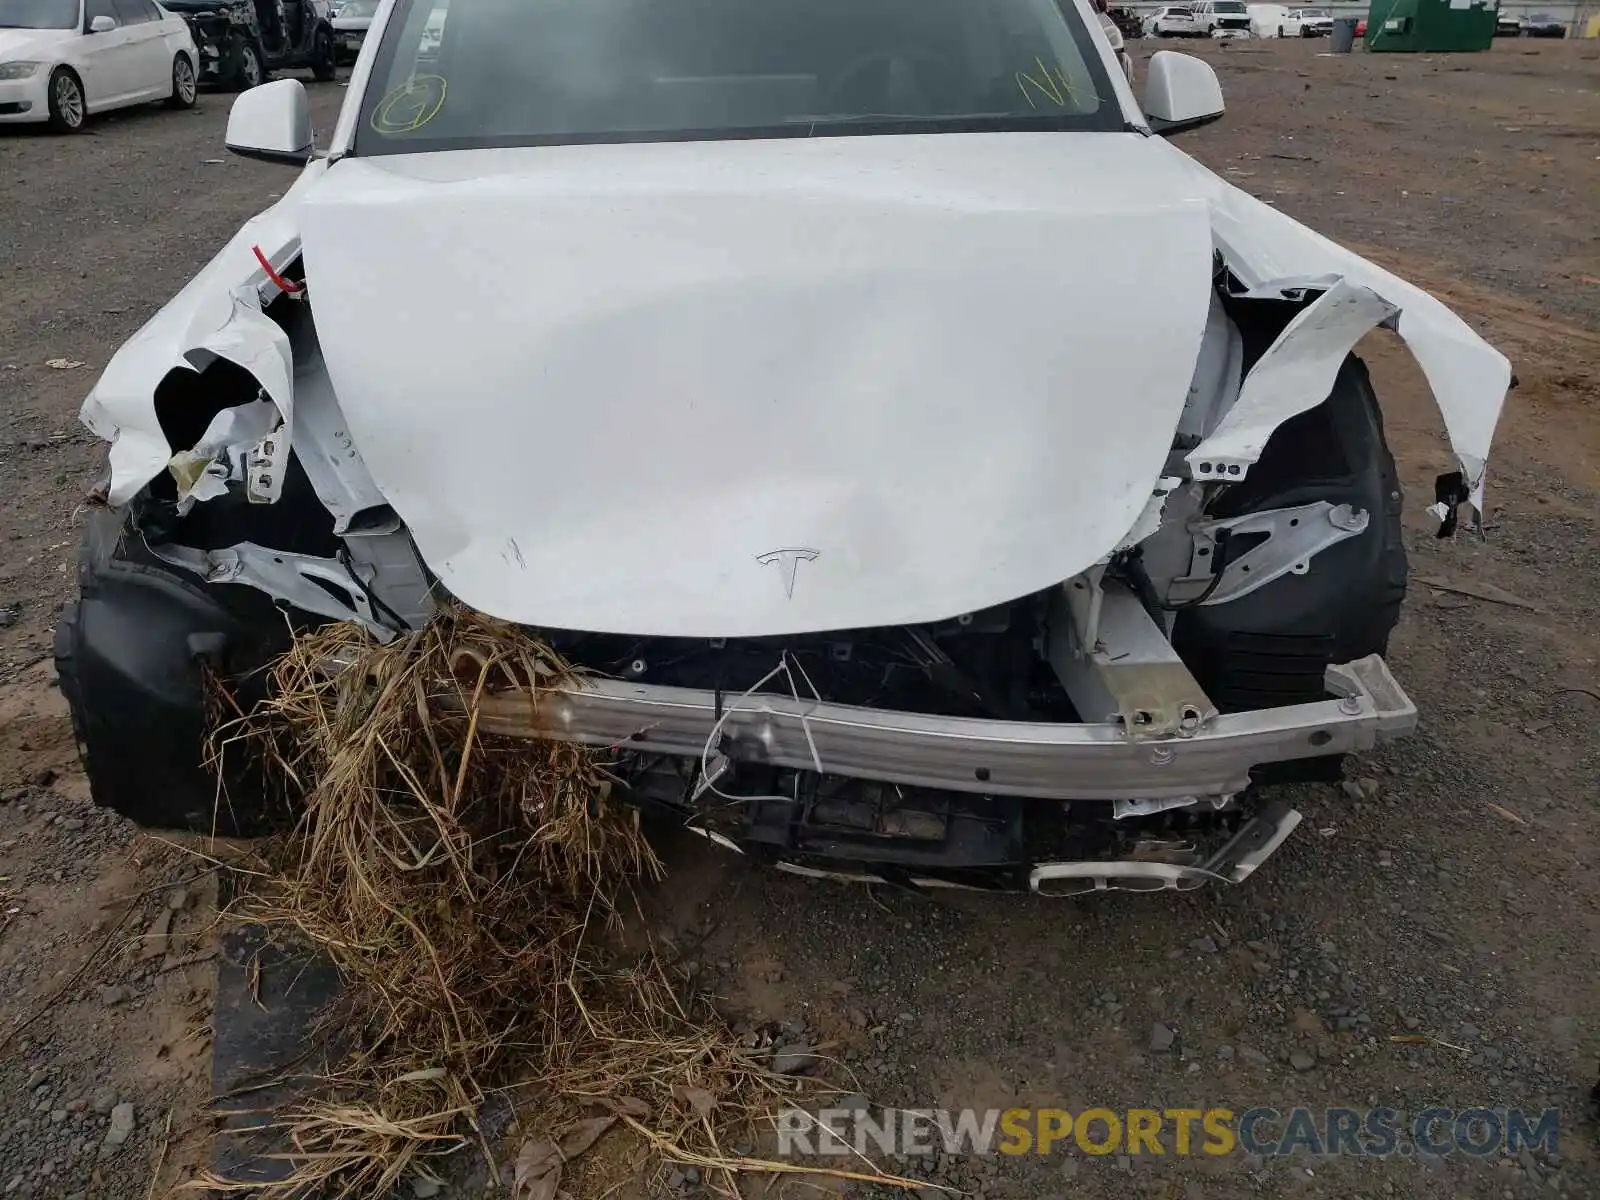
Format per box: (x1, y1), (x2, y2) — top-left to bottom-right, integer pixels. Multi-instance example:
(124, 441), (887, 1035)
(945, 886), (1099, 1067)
(197, 610), (799, 1198)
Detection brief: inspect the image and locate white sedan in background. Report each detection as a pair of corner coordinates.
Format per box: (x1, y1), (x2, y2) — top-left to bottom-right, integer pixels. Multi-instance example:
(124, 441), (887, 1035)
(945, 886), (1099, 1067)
(1145, 4), (1200, 35)
(0, 0), (195, 131)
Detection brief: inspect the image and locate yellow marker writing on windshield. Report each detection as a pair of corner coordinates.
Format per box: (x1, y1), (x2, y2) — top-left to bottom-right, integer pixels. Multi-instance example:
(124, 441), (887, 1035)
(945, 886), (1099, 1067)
(372, 74), (448, 133)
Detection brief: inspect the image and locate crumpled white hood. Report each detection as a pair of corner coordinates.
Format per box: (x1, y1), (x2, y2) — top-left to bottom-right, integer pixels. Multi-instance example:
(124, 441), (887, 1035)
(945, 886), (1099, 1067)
(298, 135), (1219, 636)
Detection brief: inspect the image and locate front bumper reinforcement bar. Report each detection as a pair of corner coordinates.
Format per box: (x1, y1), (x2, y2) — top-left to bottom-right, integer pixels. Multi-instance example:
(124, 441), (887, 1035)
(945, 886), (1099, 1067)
(463, 654), (1415, 803)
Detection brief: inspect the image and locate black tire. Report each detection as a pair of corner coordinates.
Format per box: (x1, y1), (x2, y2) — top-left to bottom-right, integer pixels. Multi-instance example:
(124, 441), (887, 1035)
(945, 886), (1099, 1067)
(45, 66), (86, 133)
(167, 52), (197, 109)
(1173, 356), (1406, 736)
(311, 27), (337, 81)
(232, 37), (267, 91)
(55, 509), (298, 836)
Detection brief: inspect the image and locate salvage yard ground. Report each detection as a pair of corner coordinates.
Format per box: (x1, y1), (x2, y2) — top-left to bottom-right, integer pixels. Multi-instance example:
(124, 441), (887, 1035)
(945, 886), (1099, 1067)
(1, 36), (1598, 1200)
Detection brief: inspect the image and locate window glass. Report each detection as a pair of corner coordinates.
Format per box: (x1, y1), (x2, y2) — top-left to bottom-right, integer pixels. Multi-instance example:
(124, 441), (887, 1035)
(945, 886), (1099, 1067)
(357, 0), (1123, 155)
(111, 0), (151, 23)
(85, 0), (118, 24)
(0, 0), (80, 29)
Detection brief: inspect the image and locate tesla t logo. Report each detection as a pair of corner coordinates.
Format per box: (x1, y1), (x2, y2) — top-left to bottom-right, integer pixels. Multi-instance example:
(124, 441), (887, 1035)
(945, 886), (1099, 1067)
(757, 548), (820, 599)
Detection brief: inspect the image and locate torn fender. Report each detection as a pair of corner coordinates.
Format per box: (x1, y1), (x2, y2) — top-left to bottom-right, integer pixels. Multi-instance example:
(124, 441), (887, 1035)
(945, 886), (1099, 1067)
(1160, 141), (1508, 498)
(80, 161), (329, 507)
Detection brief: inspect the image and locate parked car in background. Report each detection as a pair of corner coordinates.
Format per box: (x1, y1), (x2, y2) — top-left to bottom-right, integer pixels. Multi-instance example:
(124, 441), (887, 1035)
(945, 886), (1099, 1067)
(162, 0), (335, 89)
(1494, 6), (1521, 35)
(1192, 0), (1254, 37)
(329, 0), (374, 60)
(0, 0), (197, 131)
(1277, 7), (1333, 36)
(1146, 4), (1199, 36)
(1247, 3), (1289, 35)
(1519, 12), (1566, 36)
(1107, 4), (1144, 38)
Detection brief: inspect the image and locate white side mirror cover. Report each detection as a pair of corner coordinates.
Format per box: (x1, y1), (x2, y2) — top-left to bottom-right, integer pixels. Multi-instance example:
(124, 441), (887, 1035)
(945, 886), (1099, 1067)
(1144, 51), (1226, 135)
(225, 79), (315, 165)
(89, 14), (118, 32)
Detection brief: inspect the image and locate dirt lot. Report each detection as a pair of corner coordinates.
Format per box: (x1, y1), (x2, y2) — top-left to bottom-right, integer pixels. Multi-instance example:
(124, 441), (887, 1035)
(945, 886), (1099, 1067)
(1, 36), (1598, 1200)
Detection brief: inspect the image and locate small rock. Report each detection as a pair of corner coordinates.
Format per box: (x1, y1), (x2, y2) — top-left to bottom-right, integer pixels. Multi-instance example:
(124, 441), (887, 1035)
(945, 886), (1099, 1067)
(1215, 1044), (1235, 1062)
(100, 985), (128, 1006)
(60, 818), (84, 832)
(90, 1092), (116, 1117)
(167, 888), (189, 911)
(1058, 1157), (1079, 1180)
(1290, 1051), (1316, 1072)
(139, 909), (174, 961)
(410, 1175), (442, 1198)
(1239, 1046), (1269, 1066)
(1115, 1154), (1132, 1171)
(771, 1046), (819, 1075)
(1403, 1015), (1420, 1030)
(1191, 935), (1218, 954)
(1150, 1023), (1176, 1053)
(834, 1093), (871, 1115)
(1377, 849), (1393, 868)
(50, 1110), (67, 1125)
(26, 1069), (48, 1091)
(103, 1103), (135, 1149)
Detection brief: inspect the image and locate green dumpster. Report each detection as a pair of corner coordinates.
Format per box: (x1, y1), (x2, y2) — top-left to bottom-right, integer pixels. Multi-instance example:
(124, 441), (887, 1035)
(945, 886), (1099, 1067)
(1365, 0), (1497, 51)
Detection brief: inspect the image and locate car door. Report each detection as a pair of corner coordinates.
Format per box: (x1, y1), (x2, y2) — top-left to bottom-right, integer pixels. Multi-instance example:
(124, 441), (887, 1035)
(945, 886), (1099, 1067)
(78, 0), (137, 108)
(111, 0), (168, 99)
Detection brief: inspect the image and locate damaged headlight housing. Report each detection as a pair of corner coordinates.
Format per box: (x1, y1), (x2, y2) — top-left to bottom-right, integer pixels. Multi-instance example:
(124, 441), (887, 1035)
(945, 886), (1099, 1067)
(0, 61), (43, 79)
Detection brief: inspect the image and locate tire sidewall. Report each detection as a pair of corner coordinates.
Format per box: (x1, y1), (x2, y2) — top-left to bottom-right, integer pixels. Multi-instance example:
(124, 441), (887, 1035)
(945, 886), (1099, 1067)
(235, 38), (266, 90)
(312, 27), (337, 81)
(170, 52), (197, 108)
(46, 67), (85, 132)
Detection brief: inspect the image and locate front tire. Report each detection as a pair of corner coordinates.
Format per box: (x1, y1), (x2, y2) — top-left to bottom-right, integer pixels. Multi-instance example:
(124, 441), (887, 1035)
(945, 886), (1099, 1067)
(1173, 355), (1406, 735)
(231, 37), (266, 90)
(311, 27), (337, 81)
(167, 52), (197, 109)
(46, 67), (86, 132)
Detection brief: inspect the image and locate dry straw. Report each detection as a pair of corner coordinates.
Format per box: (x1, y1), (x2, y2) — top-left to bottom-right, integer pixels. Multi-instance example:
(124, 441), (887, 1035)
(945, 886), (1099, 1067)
(194, 609), (928, 1198)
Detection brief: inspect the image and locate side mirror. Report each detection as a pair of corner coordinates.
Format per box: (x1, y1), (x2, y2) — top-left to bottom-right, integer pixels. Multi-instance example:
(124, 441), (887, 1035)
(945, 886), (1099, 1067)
(225, 79), (315, 165)
(1143, 51), (1225, 136)
(88, 14), (118, 32)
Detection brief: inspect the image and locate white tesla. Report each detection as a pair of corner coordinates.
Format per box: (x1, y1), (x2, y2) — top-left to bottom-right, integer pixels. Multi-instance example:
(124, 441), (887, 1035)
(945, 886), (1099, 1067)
(0, 0), (197, 131)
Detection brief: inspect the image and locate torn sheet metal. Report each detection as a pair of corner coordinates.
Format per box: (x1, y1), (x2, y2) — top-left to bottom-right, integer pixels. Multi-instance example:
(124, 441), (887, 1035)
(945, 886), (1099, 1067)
(1187, 280), (1399, 482)
(1115, 476), (1182, 552)
(1182, 149), (1509, 499)
(80, 162), (328, 508)
(167, 399), (280, 508)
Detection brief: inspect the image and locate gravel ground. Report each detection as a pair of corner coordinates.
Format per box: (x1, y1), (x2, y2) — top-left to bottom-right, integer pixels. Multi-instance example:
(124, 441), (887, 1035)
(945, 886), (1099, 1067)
(1, 38), (1598, 1199)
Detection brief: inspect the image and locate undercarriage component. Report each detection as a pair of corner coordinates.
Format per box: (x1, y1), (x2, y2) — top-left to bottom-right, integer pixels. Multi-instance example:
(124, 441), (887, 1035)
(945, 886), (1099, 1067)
(1047, 575), (1217, 738)
(146, 540), (405, 639)
(457, 654), (1414, 802)
(1029, 801), (1301, 895)
(1171, 500), (1371, 606)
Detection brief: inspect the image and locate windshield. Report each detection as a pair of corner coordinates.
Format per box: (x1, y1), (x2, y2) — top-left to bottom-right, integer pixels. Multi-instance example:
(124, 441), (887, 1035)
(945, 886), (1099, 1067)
(356, 0), (1124, 156)
(1304, 7), (1330, 14)
(0, 0), (78, 29)
(336, 0), (379, 16)
(1213, 2), (1247, 11)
